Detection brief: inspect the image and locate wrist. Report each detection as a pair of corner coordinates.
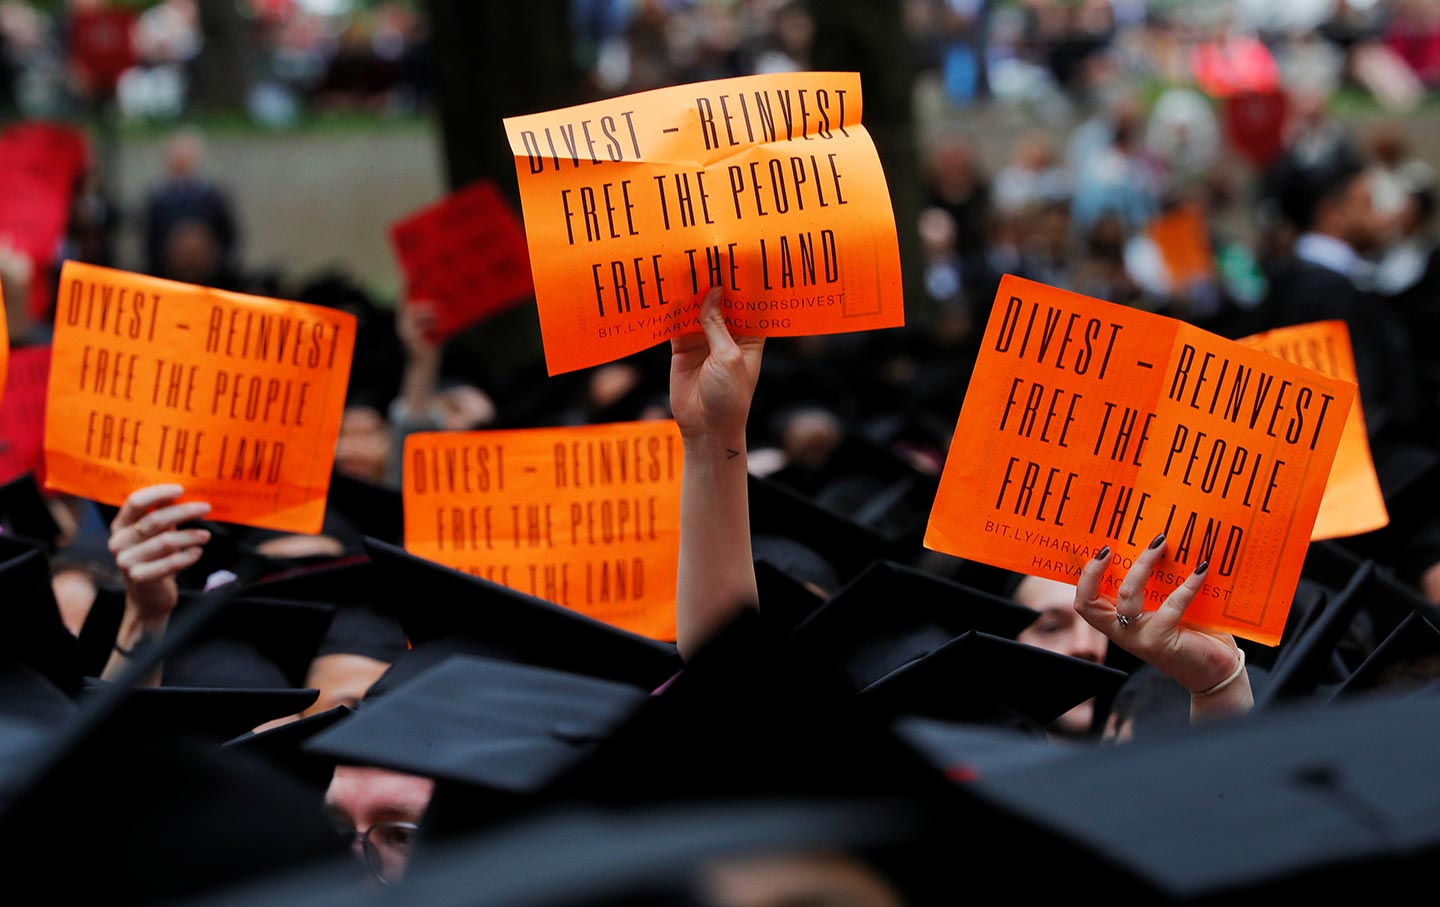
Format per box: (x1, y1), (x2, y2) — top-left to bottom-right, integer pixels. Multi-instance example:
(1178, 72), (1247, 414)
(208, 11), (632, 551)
(1188, 651), (1252, 722)
(118, 599), (171, 644)
(681, 434), (747, 471)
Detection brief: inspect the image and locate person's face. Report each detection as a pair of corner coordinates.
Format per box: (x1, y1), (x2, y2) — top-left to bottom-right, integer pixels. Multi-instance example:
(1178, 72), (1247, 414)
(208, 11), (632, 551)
(324, 766), (434, 885)
(1013, 576), (1108, 734)
(163, 221), (221, 283)
(1339, 174), (1385, 253)
(335, 406), (391, 483)
(303, 653), (390, 715)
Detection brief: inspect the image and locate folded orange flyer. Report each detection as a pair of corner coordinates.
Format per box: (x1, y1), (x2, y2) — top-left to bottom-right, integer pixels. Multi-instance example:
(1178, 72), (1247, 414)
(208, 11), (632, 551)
(926, 275), (1354, 646)
(504, 71), (903, 375)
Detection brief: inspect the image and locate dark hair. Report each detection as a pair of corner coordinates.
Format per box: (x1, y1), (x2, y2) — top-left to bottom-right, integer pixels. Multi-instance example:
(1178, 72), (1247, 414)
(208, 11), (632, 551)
(1275, 151), (1366, 232)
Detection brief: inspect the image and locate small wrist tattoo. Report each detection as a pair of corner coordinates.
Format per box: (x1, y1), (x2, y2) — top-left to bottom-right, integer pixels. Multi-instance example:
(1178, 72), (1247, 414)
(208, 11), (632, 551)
(725, 449), (740, 459)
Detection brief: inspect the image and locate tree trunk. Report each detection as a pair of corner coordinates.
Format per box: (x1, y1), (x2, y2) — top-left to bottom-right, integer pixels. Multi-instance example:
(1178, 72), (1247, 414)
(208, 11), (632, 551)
(809, 0), (927, 323)
(422, 0), (578, 377)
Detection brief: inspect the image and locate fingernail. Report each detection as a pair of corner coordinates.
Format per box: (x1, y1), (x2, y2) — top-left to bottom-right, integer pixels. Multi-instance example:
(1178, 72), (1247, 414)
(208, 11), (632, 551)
(1148, 533), (1166, 550)
(1196, 560), (1209, 575)
(1094, 546), (1111, 561)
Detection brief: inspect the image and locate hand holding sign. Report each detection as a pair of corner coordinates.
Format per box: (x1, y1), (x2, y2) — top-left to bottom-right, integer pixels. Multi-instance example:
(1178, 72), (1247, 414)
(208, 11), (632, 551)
(926, 275), (1355, 646)
(670, 287), (766, 658)
(1074, 538), (1252, 721)
(670, 287), (765, 445)
(108, 483), (212, 621)
(102, 482), (213, 682)
(504, 71), (902, 374)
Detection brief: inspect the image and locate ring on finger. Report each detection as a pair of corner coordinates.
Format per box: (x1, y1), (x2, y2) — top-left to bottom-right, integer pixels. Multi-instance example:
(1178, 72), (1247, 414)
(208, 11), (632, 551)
(1115, 613), (1136, 628)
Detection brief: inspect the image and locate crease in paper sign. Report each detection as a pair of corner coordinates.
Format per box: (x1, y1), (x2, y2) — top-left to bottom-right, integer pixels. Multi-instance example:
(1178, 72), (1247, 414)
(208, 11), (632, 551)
(925, 275), (1355, 646)
(506, 72), (866, 171)
(505, 71), (902, 375)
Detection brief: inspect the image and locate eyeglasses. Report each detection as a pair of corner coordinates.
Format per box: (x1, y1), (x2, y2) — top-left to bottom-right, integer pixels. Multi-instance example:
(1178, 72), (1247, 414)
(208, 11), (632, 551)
(336, 820), (419, 885)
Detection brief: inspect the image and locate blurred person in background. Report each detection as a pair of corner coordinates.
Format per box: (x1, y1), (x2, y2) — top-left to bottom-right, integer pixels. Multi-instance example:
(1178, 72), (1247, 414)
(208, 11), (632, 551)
(144, 130), (237, 281)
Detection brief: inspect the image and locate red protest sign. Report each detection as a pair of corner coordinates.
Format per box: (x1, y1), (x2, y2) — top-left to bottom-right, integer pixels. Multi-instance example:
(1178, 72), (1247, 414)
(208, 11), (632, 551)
(0, 346), (52, 485)
(389, 180), (534, 341)
(1224, 90), (1288, 170)
(0, 122), (89, 319)
(68, 7), (137, 98)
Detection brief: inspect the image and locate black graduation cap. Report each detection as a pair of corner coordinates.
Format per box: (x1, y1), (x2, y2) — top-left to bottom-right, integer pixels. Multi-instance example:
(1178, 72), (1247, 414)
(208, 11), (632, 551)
(84, 680), (319, 741)
(176, 519), (244, 590)
(0, 660), (78, 728)
(1332, 611), (1440, 699)
(790, 561), (1039, 690)
(1338, 440), (1440, 562)
(895, 716), (1072, 780)
(1257, 561), (1377, 707)
(0, 473), (60, 549)
(753, 558), (826, 633)
(223, 704), (352, 793)
(306, 655), (647, 794)
(972, 691), (1440, 898)
(857, 631), (1128, 729)
(0, 720), (345, 902)
(0, 529), (45, 563)
(749, 473), (900, 592)
(0, 570), (348, 902)
(161, 593), (336, 689)
(770, 435), (941, 549)
(179, 799), (937, 907)
(0, 549), (83, 696)
(545, 610), (963, 807)
(363, 538), (681, 690)
(246, 558), (408, 663)
(1106, 664), (1195, 740)
(1301, 541), (1367, 593)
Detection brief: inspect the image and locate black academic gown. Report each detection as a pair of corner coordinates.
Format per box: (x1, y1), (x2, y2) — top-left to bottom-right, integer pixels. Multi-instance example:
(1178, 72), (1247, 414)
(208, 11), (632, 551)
(1262, 255), (1421, 441)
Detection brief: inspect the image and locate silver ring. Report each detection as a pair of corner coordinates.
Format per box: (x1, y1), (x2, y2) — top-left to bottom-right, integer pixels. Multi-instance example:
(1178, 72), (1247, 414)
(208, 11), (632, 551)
(1115, 613), (1135, 628)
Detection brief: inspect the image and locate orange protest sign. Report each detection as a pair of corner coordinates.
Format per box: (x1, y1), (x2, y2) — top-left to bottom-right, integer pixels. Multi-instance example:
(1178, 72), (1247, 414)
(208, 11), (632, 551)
(403, 421), (682, 640)
(925, 275), (1355, 646)
(1238, 321), (1387, 541)
(504, 71), (903, 375)
(44, 261), (356, 533)
(1147, 204), (1213, 287)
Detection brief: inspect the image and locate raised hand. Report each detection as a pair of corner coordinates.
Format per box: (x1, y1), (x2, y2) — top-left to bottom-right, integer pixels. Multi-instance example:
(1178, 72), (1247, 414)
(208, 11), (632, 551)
(669, 286), (765, 447)
(1073, 535), (1252, 721)
(670, 286), (766, 659)
(108, 484), (212, 623)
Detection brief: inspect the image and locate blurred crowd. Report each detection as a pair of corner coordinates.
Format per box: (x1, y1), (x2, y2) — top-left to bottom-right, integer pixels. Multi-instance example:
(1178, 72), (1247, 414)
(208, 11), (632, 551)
(0, 0), (428, 123)
(574, 0), (1440, 107)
